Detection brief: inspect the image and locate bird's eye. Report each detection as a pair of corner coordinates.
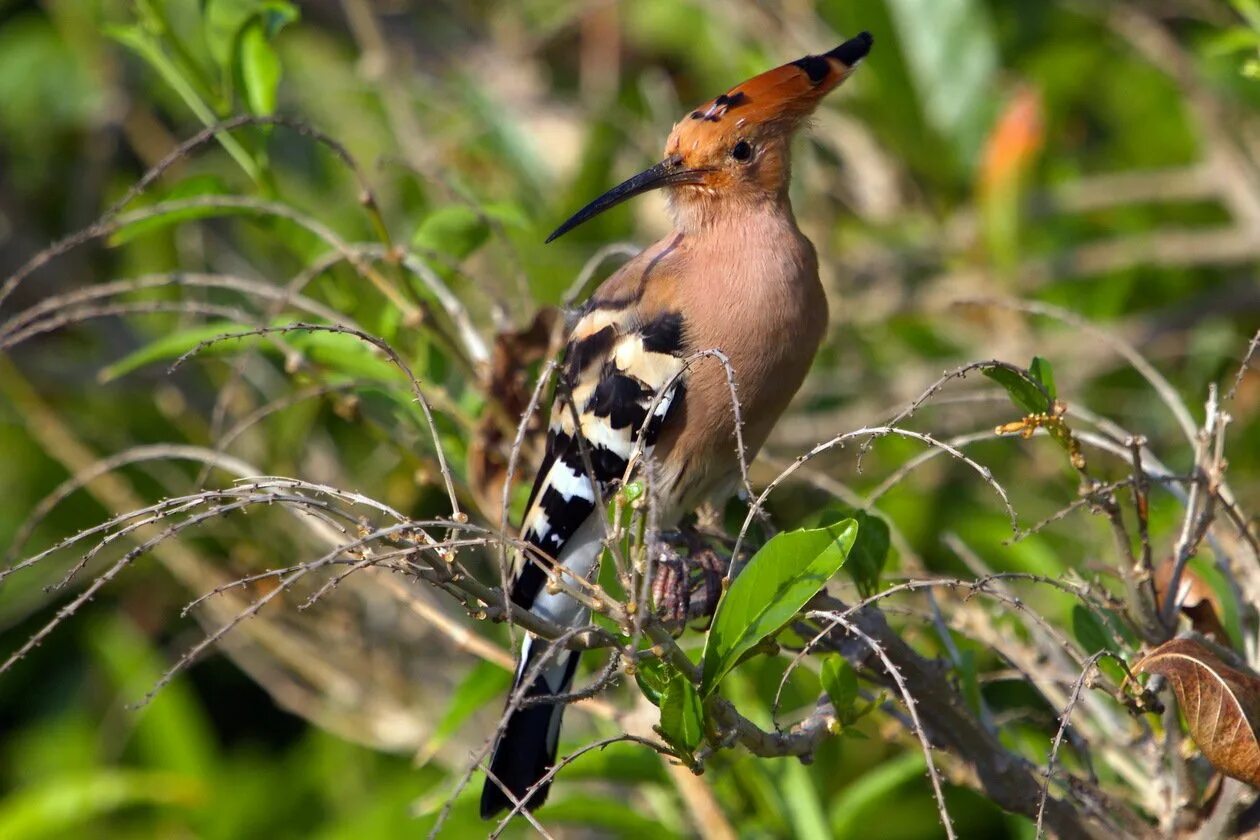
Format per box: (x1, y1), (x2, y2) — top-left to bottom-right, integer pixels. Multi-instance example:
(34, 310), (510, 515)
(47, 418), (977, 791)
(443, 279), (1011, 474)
(731, 140), (753, 163)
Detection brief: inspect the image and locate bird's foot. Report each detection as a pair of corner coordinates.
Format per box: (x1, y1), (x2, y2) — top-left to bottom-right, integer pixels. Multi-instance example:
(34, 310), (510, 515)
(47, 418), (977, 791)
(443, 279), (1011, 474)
(650, 538), (729, 632)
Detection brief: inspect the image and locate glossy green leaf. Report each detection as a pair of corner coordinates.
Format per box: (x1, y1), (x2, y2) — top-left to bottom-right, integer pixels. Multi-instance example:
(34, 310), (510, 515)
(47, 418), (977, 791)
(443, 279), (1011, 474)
(206, 0), (259, 70)
(107, 23), (262, 184)
(659, 673), (703, 752)
(205, 0), (297, 70)
(701, 519), (857, 696)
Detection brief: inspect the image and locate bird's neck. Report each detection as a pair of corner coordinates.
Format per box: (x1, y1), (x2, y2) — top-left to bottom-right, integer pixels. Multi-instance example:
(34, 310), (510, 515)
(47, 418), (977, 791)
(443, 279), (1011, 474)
(667, 187), (799, 239)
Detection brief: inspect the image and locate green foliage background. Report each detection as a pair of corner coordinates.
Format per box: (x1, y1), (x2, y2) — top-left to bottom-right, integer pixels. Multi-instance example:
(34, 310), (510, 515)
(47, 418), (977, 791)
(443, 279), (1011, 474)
(1, 0), (1258, 837)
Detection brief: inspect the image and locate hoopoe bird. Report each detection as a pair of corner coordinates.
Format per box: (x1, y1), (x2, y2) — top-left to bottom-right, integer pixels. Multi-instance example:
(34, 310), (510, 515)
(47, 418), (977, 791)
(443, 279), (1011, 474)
(480, 31), (874, 819)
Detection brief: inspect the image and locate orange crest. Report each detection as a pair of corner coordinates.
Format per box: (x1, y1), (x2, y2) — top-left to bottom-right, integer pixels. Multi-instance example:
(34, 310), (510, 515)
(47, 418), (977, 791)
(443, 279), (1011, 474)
(667, 32), (872, 158)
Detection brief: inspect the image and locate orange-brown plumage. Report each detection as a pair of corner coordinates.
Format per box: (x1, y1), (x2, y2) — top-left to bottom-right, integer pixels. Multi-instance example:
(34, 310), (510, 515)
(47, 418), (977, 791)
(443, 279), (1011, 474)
(482, 31), (872, 820)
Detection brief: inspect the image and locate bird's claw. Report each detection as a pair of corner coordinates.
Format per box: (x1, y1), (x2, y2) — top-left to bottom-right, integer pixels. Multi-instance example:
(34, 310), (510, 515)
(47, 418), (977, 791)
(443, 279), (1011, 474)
(651, 542), (728, 632)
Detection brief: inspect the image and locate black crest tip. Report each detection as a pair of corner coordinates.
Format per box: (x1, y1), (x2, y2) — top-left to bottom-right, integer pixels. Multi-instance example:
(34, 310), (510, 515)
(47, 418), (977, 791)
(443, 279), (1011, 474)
(826, 31), (874, 67)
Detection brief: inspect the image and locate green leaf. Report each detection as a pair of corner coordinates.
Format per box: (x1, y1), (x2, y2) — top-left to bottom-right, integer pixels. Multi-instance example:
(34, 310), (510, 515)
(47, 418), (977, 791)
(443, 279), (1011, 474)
(412, 205), (491, 260)
(778, 759), (830, 840)
(619, 480), (645, 504)
(701, 519), (857, 696)
(206, 0), (258, 70)
(239, 20), (281, 115)
(820, 656), (858, 719)
(98, 321), (254, 382)
(1028, 355), (1057, 401)
(659, 673), (704, 752)
(844, 510), (890, 597)
(634, 657), (671, 707)
(107, 174), (230, 245)
(1204, 27), (1260, 57)
(289, 331), (401, 382)
(829, 752), (927, 839)
(885, 0), (999, 166)
(417, 659), (511, 765)
(1071, 605), (1120, 655)
(543, 796), (683, 838)
(982, 364), (1052, 415)
(481, 200), (531, 230)
(0, 771), (203, 840)
(107, 22), (263, 185)
(88, 615), (217, 779)
(1232, 0), (1260, 32)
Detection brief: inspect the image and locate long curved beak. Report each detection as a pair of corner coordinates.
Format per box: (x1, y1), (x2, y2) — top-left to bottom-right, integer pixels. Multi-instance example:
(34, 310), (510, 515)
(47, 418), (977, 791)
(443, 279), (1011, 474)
(546, 155), (699, 243)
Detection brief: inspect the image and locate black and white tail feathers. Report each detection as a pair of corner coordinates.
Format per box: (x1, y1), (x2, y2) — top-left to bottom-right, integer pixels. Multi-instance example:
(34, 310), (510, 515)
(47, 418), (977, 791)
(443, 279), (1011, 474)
(479, 637), (579, 818)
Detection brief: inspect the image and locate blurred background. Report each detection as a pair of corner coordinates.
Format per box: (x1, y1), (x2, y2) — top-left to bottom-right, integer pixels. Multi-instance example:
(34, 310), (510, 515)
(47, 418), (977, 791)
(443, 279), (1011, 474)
(0, 0), (1258, 837)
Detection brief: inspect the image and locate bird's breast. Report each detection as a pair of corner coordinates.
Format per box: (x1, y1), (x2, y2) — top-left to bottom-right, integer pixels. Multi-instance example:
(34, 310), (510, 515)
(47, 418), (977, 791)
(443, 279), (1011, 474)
(649, 221), (826, 507)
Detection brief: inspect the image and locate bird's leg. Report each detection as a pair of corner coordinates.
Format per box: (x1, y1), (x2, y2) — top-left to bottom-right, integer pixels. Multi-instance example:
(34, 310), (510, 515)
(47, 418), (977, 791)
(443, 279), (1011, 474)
(650, 523), (731, 632)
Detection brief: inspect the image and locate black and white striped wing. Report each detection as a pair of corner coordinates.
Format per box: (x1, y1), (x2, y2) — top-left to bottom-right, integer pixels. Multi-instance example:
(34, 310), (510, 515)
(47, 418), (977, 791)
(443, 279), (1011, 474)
(509, 310), (686, 609)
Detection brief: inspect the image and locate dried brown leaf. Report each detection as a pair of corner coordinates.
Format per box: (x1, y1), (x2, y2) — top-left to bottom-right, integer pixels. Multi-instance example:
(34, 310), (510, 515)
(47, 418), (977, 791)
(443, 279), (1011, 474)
(1153, 558), (1228, 644)
(467, 308), (560, 520)
(1134, 638), (1260, 787)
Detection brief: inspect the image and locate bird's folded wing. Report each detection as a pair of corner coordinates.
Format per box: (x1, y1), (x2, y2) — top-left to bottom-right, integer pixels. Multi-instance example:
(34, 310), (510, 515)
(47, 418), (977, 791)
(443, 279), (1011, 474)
(509, 307), (687, 609)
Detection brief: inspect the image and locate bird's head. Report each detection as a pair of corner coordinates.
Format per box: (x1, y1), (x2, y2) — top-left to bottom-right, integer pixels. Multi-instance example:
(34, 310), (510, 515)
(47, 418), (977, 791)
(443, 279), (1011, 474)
(547, 31), (872, 242)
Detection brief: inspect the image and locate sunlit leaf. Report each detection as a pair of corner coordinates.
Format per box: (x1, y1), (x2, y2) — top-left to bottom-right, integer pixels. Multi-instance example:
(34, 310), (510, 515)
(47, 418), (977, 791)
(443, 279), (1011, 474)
(205, 0), (297, 70)
(1134, 638), (1260, 786)
(108, 22), (262, 183)
(701, 519), (857, 696)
